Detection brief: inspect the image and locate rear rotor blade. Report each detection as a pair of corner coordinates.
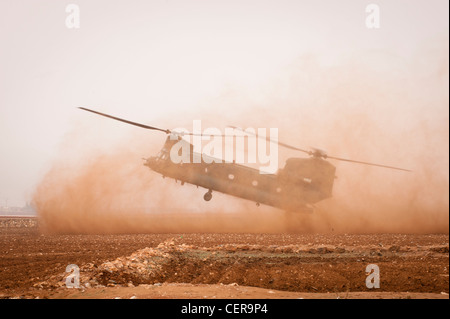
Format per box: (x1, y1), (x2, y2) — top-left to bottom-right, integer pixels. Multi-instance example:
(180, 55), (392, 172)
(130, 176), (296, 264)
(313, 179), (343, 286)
(229, 126), (411, 172)
(326, 155), (412, 172)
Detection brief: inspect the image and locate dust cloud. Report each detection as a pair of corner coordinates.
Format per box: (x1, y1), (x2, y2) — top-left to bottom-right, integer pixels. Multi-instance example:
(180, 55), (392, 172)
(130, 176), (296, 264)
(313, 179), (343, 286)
(33, 43), (449, 234)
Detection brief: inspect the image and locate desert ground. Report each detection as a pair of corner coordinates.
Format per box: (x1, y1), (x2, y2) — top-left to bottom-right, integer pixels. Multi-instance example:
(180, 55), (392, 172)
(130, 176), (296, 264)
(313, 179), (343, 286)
(0, 217), (448, 299)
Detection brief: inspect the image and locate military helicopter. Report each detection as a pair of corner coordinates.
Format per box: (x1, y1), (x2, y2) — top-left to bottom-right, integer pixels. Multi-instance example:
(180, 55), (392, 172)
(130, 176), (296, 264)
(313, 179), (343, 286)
(79, 107), (411, 213)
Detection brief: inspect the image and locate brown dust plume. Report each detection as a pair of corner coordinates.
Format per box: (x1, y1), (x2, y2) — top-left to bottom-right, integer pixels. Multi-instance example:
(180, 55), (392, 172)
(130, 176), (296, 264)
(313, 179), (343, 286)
(33, 46), (449, 234)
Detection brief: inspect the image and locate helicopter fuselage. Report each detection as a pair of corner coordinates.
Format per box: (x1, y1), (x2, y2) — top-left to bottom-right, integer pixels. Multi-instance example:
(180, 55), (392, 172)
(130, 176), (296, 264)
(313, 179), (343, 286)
(144, 137), (336, 212)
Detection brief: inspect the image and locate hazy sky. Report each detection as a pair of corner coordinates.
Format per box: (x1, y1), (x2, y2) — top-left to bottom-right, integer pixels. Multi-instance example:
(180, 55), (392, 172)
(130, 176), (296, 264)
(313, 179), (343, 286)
(0, 0), (448, 207)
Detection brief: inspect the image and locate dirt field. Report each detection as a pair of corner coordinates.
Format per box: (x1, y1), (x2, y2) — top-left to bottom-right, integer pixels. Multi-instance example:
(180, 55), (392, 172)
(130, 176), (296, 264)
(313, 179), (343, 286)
(0, 217), (448, 299)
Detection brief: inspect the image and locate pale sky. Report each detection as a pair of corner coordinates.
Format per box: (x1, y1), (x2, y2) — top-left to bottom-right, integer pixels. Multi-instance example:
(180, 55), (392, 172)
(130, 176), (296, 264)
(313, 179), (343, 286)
(0, 0), (448, 207)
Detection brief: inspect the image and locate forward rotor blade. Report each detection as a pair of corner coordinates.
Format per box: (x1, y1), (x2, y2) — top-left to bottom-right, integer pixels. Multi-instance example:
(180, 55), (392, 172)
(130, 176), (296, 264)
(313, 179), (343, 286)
(180, 132), (237, 137)
(228, 126), (311, 154)
(79, 107), (238, 137)
(78, 107), (170, 134)
(326, 155), (412, 172)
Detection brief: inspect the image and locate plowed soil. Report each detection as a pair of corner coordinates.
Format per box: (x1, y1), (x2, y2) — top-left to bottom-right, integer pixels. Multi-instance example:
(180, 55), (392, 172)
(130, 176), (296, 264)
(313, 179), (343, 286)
(0, 217), (448, 299)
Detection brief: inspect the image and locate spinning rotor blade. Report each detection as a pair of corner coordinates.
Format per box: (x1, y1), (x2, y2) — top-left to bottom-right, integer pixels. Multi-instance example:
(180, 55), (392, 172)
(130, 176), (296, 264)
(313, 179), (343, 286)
(325, 155), (412, 172)
(79, 107), (170, 133)
(79, 107), (235, 137)
(176, 132), (237, 137)
(229, 126), (411, 172)
(228, 126), (311, 155)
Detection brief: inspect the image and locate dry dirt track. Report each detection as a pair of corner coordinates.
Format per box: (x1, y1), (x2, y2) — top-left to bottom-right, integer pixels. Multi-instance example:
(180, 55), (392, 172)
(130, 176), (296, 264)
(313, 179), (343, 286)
(0, 217), (448, 299)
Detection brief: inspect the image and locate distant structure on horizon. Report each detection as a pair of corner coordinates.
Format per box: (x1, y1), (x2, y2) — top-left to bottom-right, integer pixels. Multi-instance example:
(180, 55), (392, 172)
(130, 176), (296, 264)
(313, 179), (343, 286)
(0, 202), (36, 216)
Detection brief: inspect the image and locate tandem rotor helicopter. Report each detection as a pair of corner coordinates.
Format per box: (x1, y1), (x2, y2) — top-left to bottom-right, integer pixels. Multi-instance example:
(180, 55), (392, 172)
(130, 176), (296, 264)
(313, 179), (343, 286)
(79, 107), (411, 213)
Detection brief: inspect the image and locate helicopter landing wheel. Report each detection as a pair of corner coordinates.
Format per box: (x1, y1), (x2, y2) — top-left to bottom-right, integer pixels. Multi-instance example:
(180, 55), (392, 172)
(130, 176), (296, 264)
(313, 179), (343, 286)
(203, 190), (212, 201)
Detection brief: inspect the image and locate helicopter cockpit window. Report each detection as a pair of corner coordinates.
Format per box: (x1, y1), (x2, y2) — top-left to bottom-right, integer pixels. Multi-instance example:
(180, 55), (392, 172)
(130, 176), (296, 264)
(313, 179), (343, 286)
(158, 149), (169, 160)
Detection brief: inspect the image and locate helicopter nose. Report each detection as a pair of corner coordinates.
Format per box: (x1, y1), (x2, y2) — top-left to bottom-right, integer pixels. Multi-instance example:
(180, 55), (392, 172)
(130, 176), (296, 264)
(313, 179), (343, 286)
(143, 157), (157, 168)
